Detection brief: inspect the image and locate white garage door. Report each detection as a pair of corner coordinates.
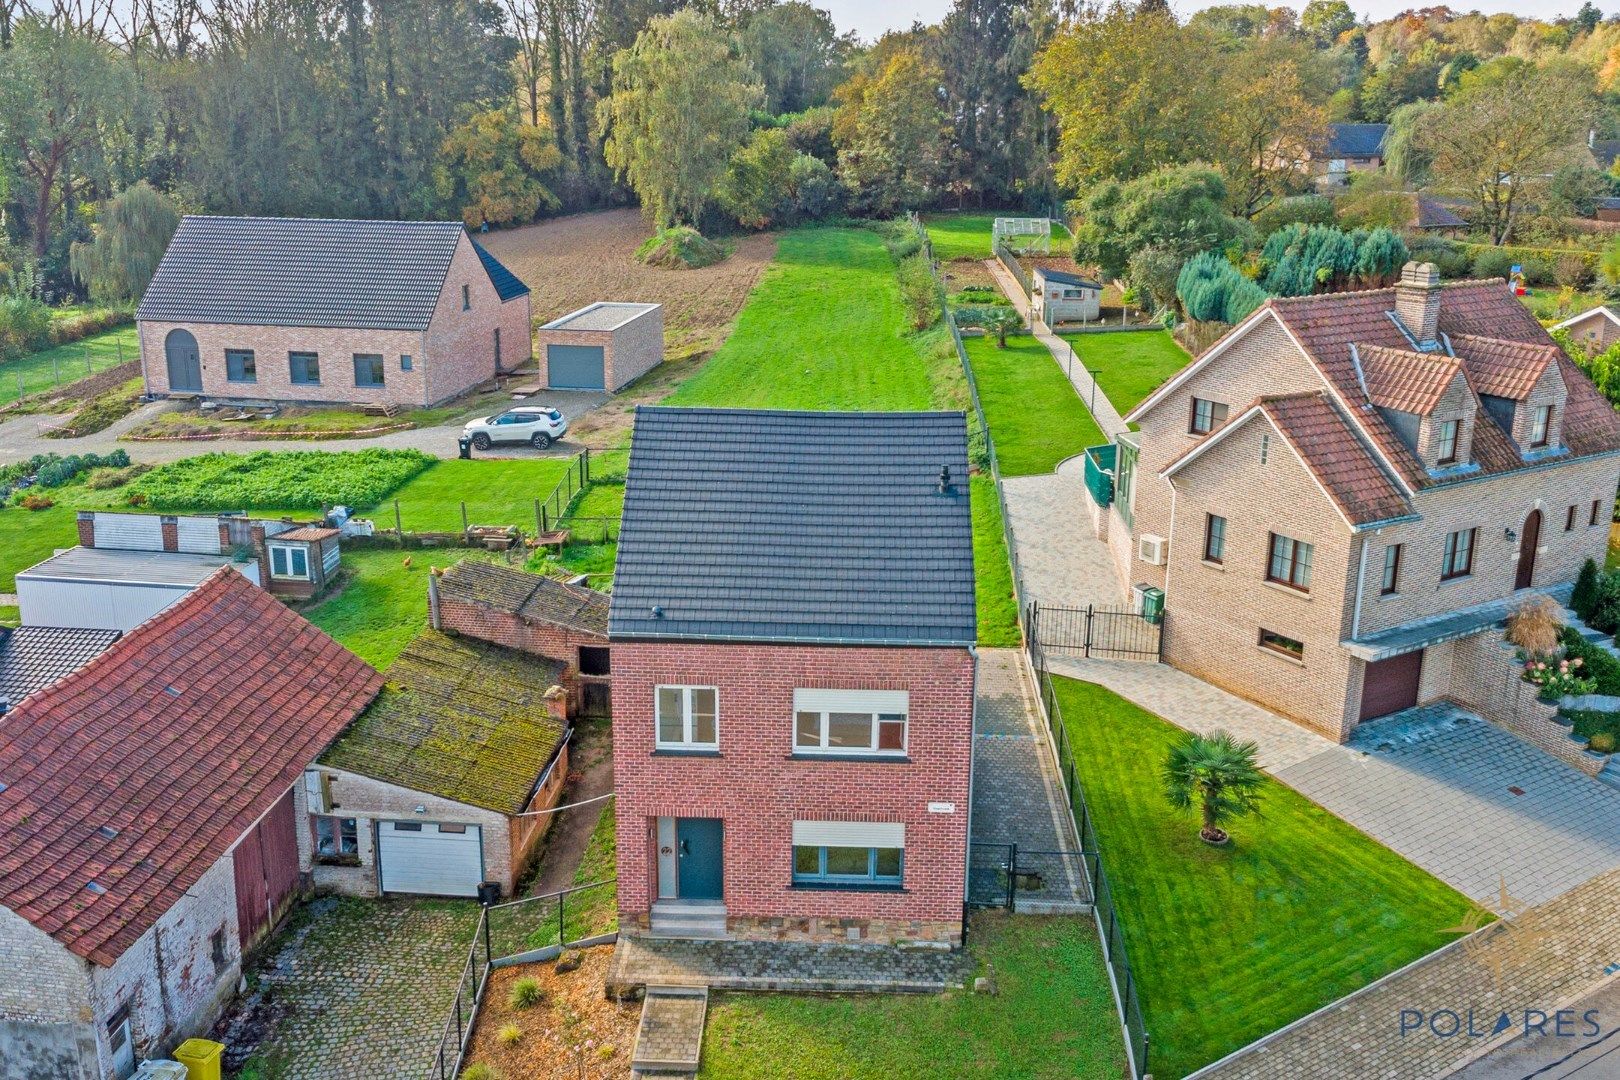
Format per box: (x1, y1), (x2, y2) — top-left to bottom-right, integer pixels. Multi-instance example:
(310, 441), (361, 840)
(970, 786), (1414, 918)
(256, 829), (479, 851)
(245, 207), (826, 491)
(377, 821), (484, 897)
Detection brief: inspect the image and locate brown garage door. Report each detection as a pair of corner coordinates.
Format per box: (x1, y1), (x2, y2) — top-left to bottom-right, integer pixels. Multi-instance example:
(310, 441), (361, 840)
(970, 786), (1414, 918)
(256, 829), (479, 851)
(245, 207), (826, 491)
(1359, 650), (1424, 722)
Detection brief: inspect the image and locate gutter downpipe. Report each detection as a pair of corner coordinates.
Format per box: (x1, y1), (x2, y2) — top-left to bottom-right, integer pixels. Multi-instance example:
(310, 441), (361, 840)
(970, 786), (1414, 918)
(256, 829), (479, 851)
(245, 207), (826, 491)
(1164, 480), (1178, 607)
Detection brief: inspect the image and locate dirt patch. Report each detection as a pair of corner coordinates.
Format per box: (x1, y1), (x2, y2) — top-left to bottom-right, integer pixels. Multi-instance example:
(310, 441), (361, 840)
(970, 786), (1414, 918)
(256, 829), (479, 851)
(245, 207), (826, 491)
(479, 209), (776, 449)
(939, 258), (997, 292)
(464, 946), (639, 1078)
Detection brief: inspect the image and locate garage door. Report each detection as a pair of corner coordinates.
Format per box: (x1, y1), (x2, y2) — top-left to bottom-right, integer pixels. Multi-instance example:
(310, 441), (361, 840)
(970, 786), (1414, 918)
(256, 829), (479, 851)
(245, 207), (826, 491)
(547, 344), (606, 390)
(377, 821), (484, 897)
(1359, 650), (1424, 723)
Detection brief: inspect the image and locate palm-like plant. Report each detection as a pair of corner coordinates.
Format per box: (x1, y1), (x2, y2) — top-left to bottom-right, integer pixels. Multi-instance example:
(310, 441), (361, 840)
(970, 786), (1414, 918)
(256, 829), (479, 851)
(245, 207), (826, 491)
(1162, 730), (1265, 845)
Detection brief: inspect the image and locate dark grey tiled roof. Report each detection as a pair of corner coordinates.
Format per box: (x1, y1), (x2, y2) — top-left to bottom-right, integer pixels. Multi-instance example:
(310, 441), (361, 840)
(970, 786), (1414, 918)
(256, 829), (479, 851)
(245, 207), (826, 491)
(1035, 268), (1101, 289)
(610, 407), (975, 646)
(0, 626), (120, 705)
(1325, 123), (1389, 158)
(472, 240), (531, 302)
(139, 216), (472, 330)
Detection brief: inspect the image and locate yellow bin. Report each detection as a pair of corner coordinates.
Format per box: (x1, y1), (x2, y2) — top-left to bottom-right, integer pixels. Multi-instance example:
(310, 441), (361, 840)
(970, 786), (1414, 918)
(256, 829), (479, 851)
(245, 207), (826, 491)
(173, 1039), (224, 1080)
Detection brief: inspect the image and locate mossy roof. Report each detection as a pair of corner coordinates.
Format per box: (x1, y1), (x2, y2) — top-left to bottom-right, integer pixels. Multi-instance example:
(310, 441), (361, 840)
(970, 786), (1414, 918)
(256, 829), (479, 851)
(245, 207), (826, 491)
(320, 630), (566, 814)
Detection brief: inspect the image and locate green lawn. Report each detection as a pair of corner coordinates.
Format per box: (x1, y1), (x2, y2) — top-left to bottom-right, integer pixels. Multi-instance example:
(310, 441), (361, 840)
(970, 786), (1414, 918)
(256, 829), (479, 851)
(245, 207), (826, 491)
(701, 912), (1126, 1080)
(922, 211), (1072, 263)
(0, 606), (18, 627)
(1058, 330), (1191, 416)
(378, 458), (574, 534)
(964, 334), (1106, 476)
(0, 502), (79, 591)
(972, 476), (1019, 647)
(304, 546), (504, 668)
(1052, 676), (1476, 1078)
(0, 325), (140, 406)
(666, 227), (938, 411)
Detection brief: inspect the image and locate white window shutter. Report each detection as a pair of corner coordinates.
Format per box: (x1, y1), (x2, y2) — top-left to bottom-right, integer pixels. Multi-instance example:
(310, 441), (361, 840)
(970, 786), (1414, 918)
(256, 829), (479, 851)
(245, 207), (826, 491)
(793, 820), (905, 848)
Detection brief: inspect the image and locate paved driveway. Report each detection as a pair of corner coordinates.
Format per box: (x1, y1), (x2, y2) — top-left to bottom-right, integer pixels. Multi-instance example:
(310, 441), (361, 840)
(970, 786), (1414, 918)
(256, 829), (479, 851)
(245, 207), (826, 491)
(1275, 704), (1620, 907)
(1001, 465), (1126, 612)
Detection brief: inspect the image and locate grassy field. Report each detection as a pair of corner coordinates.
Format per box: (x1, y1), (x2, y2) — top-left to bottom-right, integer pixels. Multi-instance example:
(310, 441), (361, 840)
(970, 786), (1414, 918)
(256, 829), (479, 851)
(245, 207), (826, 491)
(1051, 676), (1476, 1078)
(922, 211), (1072, 263)
(380, 457), (574, 533)
(701, 912), (1126, 1079)
(0, 325), (140, 406)
(1058, 330), (1190, 416)
(964, 334), (1106, 476)
(124, 386), (512, 440)
(666, 226), (938, 411)
(972, 476), (1019, 647)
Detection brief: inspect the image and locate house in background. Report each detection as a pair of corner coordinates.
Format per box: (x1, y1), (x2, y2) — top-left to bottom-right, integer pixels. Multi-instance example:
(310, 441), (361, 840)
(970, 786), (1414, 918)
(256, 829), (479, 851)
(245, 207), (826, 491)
(431, 560), (612, 717)
(1030, 266), (1102, 325)
(1307, 122), (1389, 187)
(610, 407), (977, 946)
(16, 510), (339, 631)
(1554, 305), (1620, 353)
(137, 216), (532, 408)
(310, 631), (570, 899)
(1408, 193), (1469, 238)
(534, 302), (663, 392)
(0, 570), (380, 1080)
(1093, 263), (1620, 748)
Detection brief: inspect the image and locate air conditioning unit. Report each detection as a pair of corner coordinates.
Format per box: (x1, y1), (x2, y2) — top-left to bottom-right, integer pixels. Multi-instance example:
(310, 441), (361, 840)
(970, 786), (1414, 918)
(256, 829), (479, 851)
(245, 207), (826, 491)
(1138, 534), (1166, 565)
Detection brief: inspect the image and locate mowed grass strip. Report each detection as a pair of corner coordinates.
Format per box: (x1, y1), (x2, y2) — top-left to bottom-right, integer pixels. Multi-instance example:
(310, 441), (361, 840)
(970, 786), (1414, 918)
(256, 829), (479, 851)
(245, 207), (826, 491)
(1051, 676), (1475, 1078)
(700, 912), (1126, 1080)
(1059, 329), (1191, 416)
(305, 546), (501, 668)
(380, 457), (574, 533)
(964, 334), (1105, 476)
(0, 325), (140, 406)
(665, 226), (936, 412)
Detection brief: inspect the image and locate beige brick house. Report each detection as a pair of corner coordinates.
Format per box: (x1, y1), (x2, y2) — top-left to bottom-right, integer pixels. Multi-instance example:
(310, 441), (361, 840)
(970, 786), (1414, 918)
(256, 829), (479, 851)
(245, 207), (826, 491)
(1100, 264), (1620, 742)
(1553, 305), (1620, 354)
(137, 216), (532, 408)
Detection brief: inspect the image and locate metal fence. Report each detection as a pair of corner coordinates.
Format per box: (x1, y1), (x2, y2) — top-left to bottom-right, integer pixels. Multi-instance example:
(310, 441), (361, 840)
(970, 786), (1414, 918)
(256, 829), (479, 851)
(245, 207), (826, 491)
(1029, 600), (1162, 662)
(536, 448), (592, 533)
(426, 879), (617, 1080)
(993, 241), (1033, 298)
(967, 842), (1091, 911)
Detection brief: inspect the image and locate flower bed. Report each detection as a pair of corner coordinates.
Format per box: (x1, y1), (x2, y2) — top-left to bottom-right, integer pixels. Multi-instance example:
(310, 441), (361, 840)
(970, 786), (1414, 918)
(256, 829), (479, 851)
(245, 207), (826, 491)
(460, 945), (638, 1079)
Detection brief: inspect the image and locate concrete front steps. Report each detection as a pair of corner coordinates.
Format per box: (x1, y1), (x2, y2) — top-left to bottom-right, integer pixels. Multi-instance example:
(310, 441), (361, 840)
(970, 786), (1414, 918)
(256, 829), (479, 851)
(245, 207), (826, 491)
(648, 900), (729, 940)
(631, 984), (709, 1079)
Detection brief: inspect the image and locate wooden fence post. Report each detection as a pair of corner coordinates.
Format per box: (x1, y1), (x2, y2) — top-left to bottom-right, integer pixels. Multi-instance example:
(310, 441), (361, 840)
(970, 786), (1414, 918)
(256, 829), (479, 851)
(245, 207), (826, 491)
(534, 499), (542, 536)
(461, 502), (469, 532)
(394, 499), (403, 542)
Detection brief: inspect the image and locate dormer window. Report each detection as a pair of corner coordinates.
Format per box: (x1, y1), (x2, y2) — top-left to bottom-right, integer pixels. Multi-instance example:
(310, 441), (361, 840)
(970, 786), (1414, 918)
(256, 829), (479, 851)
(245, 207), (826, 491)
(1530, 405), (1552, 449)
(1435, 419), (1459, 465)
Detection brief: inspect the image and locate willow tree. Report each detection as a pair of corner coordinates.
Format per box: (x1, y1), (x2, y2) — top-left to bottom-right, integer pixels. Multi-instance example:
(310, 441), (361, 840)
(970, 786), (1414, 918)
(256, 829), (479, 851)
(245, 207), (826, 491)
(70, 181), (179, 303)
(599, 10), (761, 228)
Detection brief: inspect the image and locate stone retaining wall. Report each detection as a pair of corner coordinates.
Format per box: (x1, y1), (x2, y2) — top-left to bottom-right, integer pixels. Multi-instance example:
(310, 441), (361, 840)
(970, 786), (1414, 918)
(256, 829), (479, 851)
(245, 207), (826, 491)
(1447, 631), (1608, 777)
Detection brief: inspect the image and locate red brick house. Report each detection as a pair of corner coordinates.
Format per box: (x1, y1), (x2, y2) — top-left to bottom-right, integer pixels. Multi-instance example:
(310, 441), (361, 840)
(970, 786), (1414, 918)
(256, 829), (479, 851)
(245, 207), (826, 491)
(137, 216), (532, 408)
(0, 570), (380, 1078)
(610, 408), (978, 947)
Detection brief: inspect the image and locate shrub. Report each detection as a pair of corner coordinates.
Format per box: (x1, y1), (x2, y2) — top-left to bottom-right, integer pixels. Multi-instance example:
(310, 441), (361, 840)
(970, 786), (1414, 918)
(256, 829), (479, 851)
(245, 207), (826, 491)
(0, 450), (131, 493)
(1573, 558), (1601, 620)
(1506, 595), (1564, 656)
(1589, 573), (1620, 636)
(18, 493), (54, 510)
(126, 450), (433, 512)
(1520, 653), (1595, 702)
(1591, 730), (1617, 754)
(459, 1065), (498, 1080)
(497, 1023), (522, 1047)
(508, 976), (545, 1009)
(0, 293), (54, 363)
(1556, 253), (1595, 289)
(896, 253), (941, 330)
(85, 463), (151, 489)
(1177, 251), (1266, 324)
(1562, 628), (1620, 696)
(636, 226), (728, 269)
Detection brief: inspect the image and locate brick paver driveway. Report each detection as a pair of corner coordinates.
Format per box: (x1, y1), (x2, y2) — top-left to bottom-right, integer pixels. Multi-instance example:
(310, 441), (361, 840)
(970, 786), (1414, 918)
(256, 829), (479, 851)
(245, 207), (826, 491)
(1275, 704), (1620, 907)
(1001, 466), (1126, 612)
(217, 896), (480, 1080)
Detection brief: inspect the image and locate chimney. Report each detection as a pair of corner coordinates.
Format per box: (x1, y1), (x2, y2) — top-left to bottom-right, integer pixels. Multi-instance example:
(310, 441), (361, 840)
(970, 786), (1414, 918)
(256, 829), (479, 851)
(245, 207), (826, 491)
(543, 684), (569, 726)
(77, 511), (96, 549)
(938, 464), (952, 494)
(1394, 262), (1442, 348)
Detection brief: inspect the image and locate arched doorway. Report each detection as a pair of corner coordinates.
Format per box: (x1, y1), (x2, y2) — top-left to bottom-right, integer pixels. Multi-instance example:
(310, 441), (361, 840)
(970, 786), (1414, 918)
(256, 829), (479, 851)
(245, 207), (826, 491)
(1516, 509), (1541, 590)
(164, 328), (202, 392)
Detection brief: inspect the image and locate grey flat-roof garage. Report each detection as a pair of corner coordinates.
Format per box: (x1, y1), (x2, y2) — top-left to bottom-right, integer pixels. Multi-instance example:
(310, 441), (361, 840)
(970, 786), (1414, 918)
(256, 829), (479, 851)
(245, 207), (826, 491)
(536, 302), (663, 392)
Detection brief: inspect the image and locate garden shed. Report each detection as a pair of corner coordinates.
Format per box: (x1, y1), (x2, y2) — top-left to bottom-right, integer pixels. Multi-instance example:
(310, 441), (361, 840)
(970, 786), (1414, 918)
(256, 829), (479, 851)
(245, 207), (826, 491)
(1031, 267), (1102, 326)
(535, 301), (663, 391)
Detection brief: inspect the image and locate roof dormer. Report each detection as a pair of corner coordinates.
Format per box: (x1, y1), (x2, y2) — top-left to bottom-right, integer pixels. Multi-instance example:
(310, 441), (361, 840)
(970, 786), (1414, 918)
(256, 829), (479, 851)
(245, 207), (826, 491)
(1357, 343), (1475, 473)
(1452, 334), (1568, 458)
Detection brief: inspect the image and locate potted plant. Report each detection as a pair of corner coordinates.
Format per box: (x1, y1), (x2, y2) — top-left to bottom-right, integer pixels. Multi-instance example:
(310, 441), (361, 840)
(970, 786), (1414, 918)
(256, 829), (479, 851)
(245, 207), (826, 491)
(1162, 730), (1265, 846)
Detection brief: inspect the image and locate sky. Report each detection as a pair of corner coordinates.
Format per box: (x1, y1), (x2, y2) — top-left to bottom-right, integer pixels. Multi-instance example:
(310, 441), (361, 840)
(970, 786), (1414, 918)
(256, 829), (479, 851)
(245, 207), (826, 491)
(818, 0), (1584, 43)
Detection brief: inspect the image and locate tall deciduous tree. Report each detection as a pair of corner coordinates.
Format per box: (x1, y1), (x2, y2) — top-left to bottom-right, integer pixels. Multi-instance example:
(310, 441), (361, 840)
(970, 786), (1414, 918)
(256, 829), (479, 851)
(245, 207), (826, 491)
(831, 42), (950, 215)
(68, 180), (179, 302)
(738, 1), (847, 115)
(435, 108), (563, 227)
(1026, 2), (1217, 186)
(1210, 51), (1327, 218)
(1415, 61), (1596, 244)
(1300, 0), (1355, 46)
(1071, 164), (1250, 281)
(599, 9), (760, 227)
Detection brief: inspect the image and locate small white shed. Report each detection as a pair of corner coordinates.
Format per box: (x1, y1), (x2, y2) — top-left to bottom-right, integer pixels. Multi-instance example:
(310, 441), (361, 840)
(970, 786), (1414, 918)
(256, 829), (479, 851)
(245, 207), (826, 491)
(534, 302), (664, 392)
(1031, 267), (1102, 326)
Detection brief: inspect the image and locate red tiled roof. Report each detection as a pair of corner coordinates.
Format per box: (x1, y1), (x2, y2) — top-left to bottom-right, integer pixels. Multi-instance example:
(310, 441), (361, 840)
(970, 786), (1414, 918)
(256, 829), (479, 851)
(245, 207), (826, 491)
(1450, 334), (1556, 401)
(1358, 344), (1463, 416)
(1260, 393), (1413, 525)
(0, 569), (382, 966)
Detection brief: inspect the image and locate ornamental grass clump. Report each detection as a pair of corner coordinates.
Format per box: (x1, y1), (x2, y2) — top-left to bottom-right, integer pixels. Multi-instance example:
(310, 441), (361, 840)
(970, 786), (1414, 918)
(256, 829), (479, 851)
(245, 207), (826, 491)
(508, 976), (546, 1010)
(1505, 595), (1564, 656)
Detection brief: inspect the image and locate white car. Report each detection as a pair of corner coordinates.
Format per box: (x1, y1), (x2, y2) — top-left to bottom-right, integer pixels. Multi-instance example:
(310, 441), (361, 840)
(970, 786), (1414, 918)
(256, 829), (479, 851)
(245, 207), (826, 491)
(463, 406), (568, 450)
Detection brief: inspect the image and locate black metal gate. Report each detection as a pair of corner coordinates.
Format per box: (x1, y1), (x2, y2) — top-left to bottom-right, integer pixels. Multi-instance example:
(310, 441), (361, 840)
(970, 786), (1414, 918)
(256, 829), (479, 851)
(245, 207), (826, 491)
(968, 842), (1092, 910)
(1028, 601), (1161, 661)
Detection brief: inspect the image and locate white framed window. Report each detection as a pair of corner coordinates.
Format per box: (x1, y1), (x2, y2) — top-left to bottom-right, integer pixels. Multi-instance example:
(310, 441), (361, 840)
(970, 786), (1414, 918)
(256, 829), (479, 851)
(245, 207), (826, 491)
(269, 543), (310, 579)
(793, 689), (908, 756)
(656, 685), (718, 749)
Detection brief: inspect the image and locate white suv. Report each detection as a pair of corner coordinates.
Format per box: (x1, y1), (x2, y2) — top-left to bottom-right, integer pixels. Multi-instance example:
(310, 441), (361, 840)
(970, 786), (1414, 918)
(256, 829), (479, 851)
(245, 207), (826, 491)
(463, 406), (568, 450)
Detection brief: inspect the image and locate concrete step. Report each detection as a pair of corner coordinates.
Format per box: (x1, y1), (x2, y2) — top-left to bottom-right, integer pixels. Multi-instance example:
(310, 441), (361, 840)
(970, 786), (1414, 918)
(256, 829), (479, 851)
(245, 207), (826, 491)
(1599, 759), (1620, 792)
(632, 984), (709, 1076)
(649, 901), (730, 940)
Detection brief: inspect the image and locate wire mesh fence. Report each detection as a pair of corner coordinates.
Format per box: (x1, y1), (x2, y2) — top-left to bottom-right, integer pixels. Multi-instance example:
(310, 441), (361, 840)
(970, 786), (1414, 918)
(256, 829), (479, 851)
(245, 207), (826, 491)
(1, 329), (139, 407)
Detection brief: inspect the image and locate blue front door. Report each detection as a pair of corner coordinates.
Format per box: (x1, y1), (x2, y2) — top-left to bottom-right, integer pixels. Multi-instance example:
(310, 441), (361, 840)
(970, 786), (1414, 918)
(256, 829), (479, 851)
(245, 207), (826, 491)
(676, 818), (724, 900)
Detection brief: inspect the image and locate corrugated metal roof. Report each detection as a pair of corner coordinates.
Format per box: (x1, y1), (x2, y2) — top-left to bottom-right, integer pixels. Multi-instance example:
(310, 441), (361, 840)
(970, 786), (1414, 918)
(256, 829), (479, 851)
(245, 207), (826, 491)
(543, 302), (660, 332)
(137, 216), (523, 331)
(609, 407), (976, 646)
(0, 626), (121, 706)
(18, 547), (243, 587)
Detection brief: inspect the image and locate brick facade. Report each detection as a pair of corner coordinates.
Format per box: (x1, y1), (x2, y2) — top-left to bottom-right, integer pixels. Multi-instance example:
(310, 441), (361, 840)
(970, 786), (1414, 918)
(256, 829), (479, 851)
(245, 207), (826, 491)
(139, 234), (531, 408)
(612, 641), (975, 946)
(434, 592), (609, 714)
(1559, 308), (1620, 353)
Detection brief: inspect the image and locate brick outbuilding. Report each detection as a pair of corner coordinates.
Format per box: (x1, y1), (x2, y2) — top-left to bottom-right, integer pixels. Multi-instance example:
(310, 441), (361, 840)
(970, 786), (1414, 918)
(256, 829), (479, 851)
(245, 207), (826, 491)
(610, 408), (978, 948)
